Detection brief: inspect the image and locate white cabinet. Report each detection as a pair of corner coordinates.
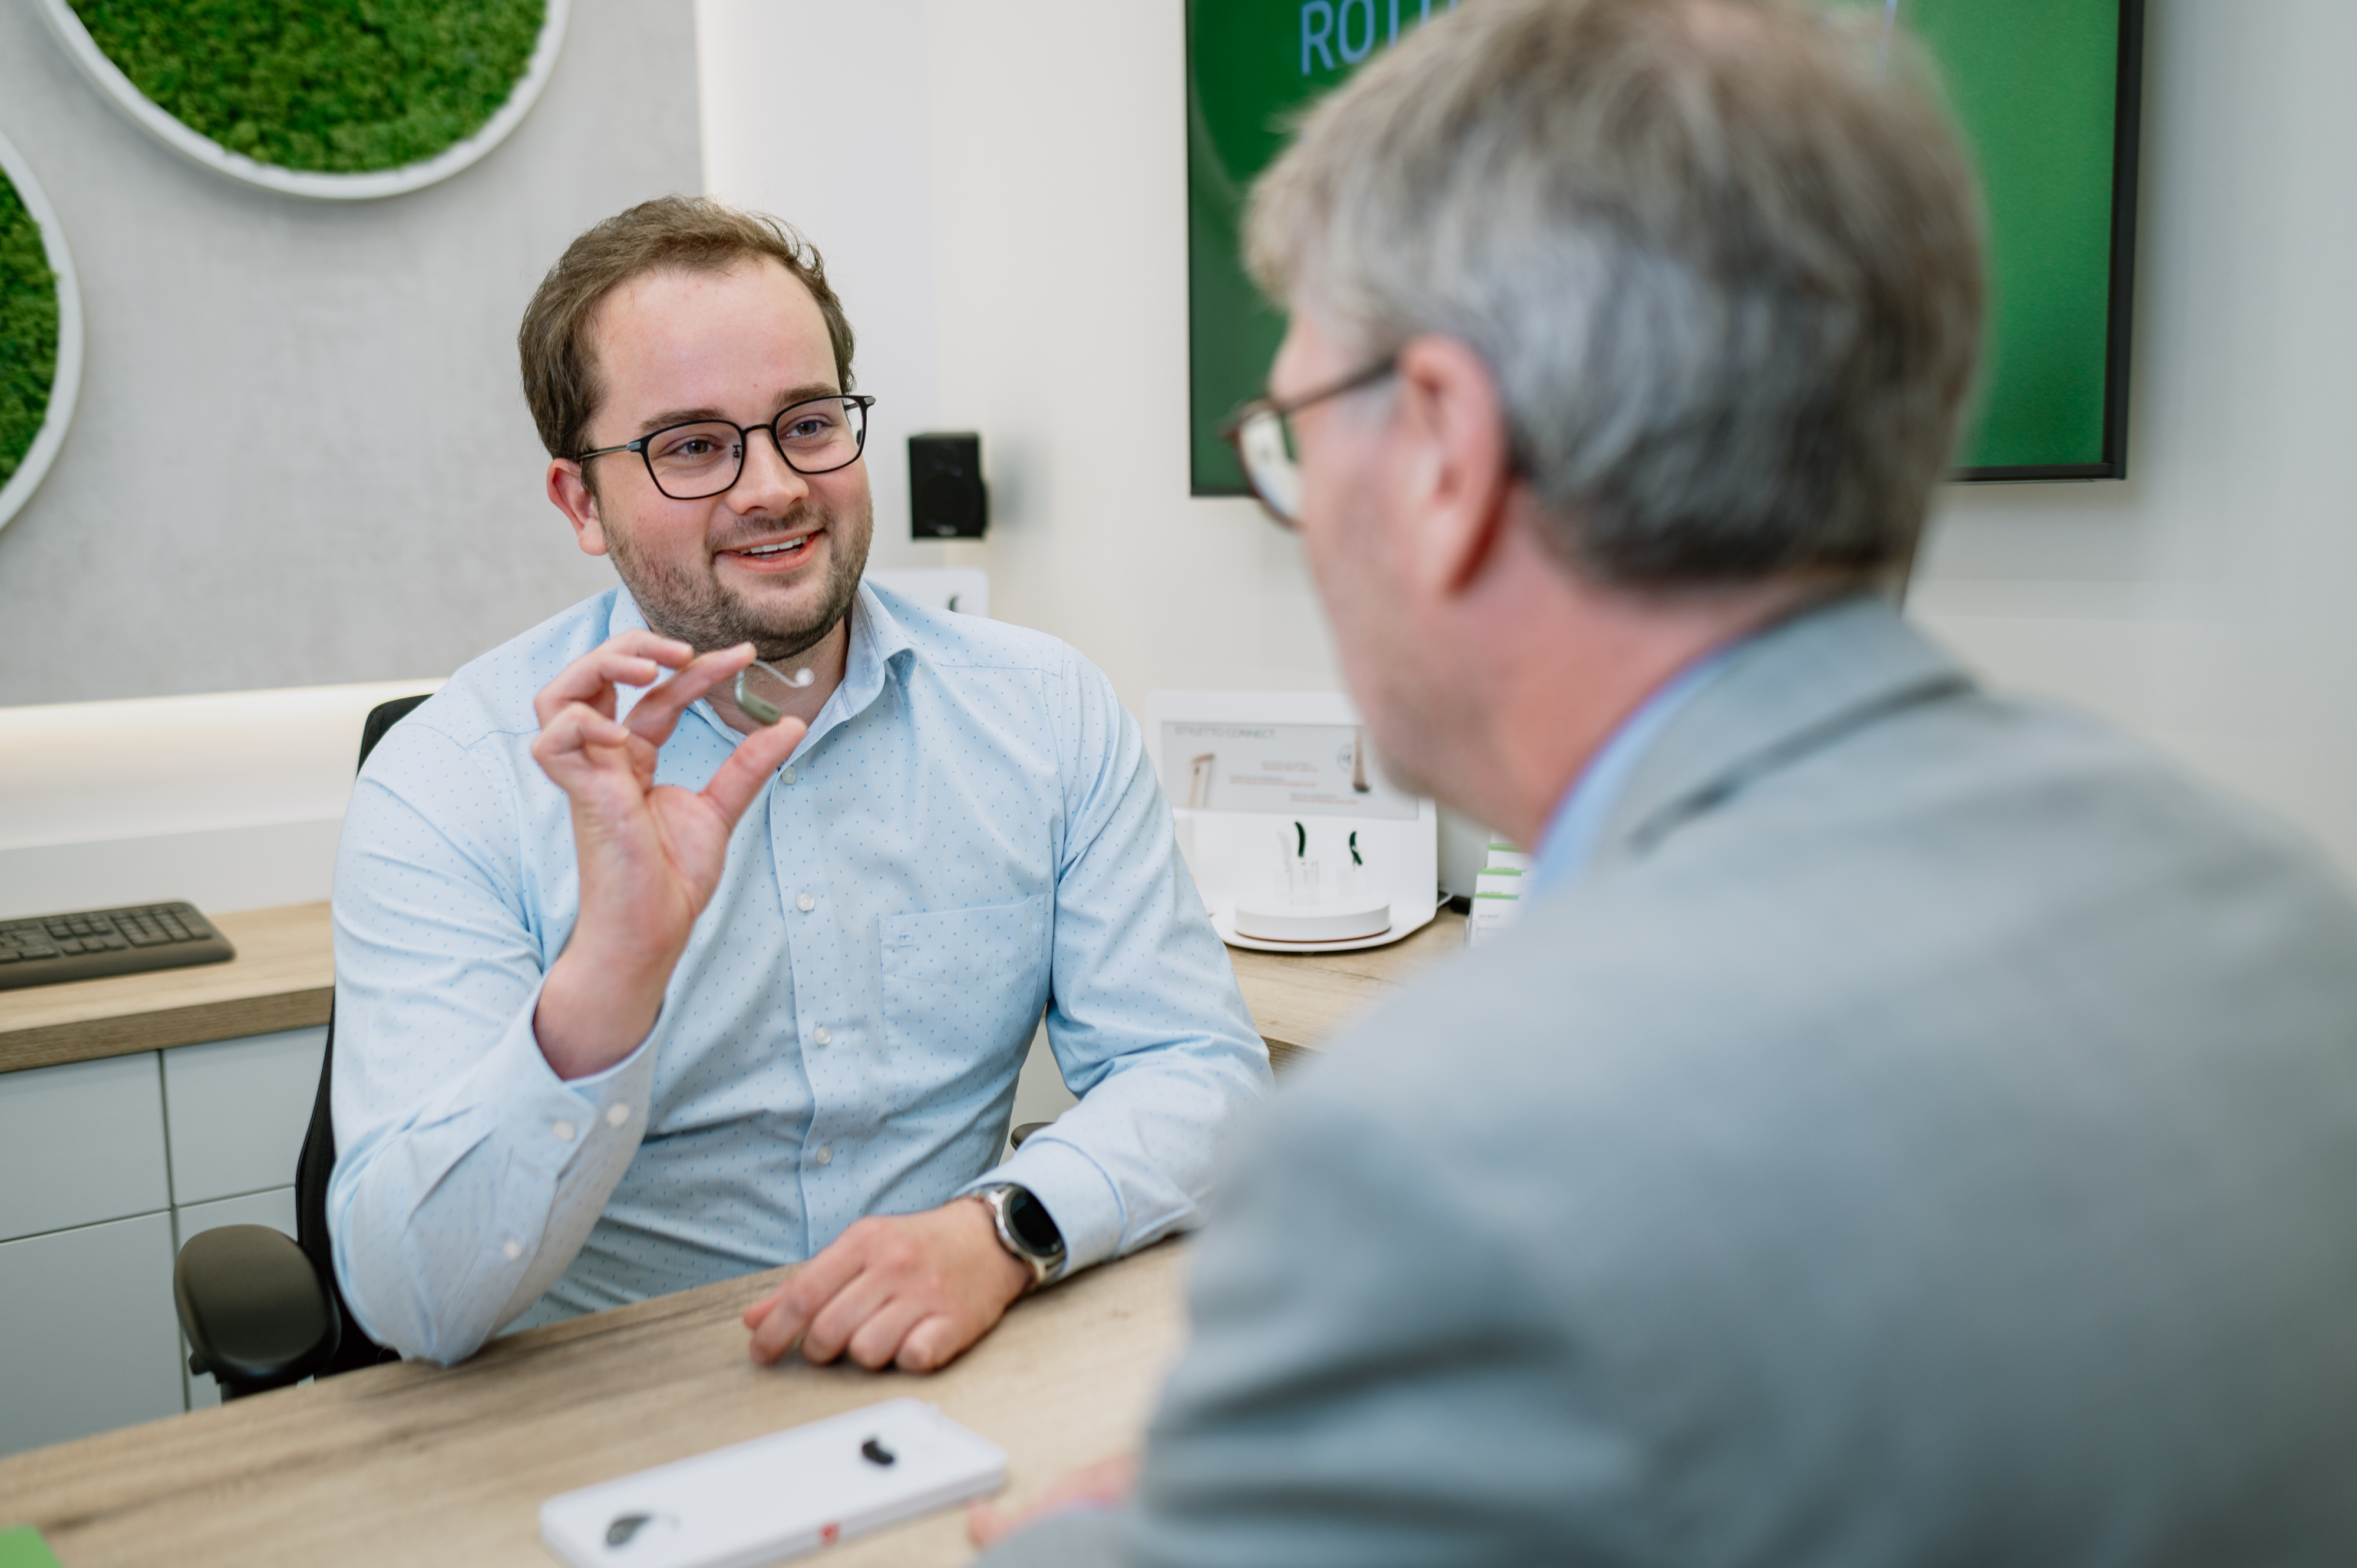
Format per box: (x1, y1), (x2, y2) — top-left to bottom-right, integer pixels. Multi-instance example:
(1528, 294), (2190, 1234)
(0, 1030), (323, 1457)
(163, 1026), (325, 1204)
(0, 1213), (185, 1456)
(0, 1052), (169, 1240)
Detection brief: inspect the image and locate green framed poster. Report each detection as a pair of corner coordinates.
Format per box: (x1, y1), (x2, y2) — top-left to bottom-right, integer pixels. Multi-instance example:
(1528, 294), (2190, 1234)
(1185, 0), (2145, 493)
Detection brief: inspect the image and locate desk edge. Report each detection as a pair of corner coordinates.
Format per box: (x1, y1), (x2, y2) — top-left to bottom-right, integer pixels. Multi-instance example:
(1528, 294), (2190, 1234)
(0, 987), (334, 1072)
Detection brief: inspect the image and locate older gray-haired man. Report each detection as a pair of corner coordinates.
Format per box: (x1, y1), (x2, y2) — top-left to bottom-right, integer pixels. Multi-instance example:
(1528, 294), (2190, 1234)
(976, 0), (2357, 1562)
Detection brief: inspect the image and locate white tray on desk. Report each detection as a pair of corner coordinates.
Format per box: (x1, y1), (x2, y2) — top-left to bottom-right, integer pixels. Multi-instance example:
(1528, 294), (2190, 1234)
(1211, 898), (1441, 954)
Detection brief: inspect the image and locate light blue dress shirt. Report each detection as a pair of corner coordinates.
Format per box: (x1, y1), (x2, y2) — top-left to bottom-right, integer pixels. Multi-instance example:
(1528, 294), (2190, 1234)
(328, 581), (1270, 1364)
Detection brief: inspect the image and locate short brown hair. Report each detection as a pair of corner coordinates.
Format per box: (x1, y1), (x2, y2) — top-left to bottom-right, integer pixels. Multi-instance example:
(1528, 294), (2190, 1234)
(517, 195), (857, 460)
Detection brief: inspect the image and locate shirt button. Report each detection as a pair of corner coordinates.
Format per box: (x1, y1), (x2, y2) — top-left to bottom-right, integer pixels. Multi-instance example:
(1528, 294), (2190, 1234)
(502, 1240), (523, 1260)
(606, 1103), (630, 1128)
(796, 893), (816, 913)
(781, 767), (797, 785)
(553, 1119), (577, 1142)
(813, 1025), (832, 1045)
(814, 1146), (834, 1166)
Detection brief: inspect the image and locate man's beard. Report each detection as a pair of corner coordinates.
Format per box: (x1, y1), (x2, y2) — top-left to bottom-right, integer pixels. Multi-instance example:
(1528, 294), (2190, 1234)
(607, 496), (873, 662)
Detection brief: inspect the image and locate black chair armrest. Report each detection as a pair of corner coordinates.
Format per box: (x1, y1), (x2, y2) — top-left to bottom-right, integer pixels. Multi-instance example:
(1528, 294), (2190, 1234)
(174, 1224), (341, 1399)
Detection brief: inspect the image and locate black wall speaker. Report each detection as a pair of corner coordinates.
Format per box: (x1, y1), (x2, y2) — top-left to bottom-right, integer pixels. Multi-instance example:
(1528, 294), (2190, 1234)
(909, 433), (988, 539)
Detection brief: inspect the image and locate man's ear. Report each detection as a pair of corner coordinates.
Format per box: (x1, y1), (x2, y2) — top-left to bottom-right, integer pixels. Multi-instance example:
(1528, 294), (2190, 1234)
(547, 459), (610, 557)
(1392, 334), (1514, 598)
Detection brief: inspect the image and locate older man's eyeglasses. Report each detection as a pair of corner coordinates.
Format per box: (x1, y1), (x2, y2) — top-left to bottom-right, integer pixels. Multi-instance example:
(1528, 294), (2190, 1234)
(575, 394), (877, 501)
(1217, 358), (1397, 527)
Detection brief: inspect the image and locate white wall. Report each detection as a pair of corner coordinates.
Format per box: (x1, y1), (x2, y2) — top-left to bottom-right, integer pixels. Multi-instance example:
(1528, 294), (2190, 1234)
(698, 1), (968, 585)
(701, 0), (2357, 884)
(1911, 0), (2357, 877)
(0, 682), (438, 919)
(0, 0), (702, 707)
(696, 0), (1343, 716)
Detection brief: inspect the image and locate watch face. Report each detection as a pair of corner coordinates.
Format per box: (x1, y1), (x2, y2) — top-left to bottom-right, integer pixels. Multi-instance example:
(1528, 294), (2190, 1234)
(1005, 1187), (1065, 1255)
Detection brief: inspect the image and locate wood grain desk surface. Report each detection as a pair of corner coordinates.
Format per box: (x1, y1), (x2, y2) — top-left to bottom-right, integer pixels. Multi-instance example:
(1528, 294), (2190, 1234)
(0, 1240), (1192, 1568)
(1229, 909), (1464, 1067)
(0, 902), (1465, 1076)
(0, 915), (1465, 1559)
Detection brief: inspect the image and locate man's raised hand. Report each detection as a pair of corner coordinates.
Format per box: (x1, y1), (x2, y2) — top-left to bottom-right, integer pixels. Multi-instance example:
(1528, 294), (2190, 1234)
(531, 632), (805, 1080)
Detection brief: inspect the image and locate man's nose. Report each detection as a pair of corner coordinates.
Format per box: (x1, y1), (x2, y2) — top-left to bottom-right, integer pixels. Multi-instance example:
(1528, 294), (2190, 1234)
(731, 427), (811, 511)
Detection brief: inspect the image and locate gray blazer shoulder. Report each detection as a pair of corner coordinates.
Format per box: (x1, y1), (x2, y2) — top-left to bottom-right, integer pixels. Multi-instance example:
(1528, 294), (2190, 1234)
(986, 596), (2357, 1567)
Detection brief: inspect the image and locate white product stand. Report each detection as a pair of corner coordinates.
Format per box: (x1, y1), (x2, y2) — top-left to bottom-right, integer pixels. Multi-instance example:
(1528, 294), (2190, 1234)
(1146, 691), (1438, 954)
(0, 128), (81, 536)
(36, 0), (569, 202)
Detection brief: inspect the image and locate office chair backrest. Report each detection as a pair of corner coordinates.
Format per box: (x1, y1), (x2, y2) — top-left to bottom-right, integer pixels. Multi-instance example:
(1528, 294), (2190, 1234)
(293, 690), (432, 1377)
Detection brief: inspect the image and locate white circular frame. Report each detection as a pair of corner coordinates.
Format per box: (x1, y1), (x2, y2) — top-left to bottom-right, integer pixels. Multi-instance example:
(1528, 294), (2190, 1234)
(0, 129), (83, 536)
(36, 0), (569, 202)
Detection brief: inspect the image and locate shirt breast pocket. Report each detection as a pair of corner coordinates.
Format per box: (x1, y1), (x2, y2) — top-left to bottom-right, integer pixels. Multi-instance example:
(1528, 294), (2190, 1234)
(878, 894), (1053, 1094)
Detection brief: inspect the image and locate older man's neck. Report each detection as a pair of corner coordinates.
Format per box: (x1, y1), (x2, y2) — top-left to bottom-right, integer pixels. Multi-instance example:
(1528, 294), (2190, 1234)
(1467, 542), (1834, 847)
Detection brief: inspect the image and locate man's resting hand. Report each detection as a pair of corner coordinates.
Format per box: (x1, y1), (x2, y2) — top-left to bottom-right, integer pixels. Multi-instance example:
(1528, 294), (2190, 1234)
(743, 1198), (1031, 1372)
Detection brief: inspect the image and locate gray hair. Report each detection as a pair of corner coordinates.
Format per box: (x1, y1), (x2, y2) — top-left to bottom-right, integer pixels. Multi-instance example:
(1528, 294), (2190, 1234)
(1246, 0), (1985, 585)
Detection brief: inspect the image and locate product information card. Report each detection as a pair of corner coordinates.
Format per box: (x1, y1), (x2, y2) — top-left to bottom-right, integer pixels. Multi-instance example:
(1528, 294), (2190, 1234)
(1161, 721), (1420, 821)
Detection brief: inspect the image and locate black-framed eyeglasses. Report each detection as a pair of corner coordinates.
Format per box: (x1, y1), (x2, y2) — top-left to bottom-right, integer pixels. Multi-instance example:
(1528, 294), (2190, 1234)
(574, 394), (877, 501)
(1217, 358), (1397, 527)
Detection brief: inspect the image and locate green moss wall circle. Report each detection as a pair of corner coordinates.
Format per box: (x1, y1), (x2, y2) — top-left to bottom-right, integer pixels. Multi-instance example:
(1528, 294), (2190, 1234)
(36, 0), (567, 202)
(0, 130), (82, 536)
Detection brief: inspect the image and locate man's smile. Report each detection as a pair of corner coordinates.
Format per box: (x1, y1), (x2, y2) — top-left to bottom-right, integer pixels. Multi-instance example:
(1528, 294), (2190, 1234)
(717, 529), (821, 570)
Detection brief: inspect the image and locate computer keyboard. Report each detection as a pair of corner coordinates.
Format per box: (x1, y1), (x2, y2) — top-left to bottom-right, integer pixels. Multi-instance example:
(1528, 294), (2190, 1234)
(0, 902), (236, 991)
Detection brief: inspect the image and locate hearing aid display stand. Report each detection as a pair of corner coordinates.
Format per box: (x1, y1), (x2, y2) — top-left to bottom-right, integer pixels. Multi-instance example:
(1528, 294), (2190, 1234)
(1147, 691), (1440, 955)
(542, 1399), (1006, 1568)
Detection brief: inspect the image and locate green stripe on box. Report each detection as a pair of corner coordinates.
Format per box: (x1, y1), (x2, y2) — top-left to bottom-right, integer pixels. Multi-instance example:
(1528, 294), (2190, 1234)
(1473, 891), (1520, 899)
(0, 1525), (64, 1568)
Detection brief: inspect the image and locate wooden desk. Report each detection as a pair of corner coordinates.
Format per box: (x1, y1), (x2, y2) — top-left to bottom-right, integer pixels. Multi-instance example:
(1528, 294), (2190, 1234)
(1228, 909), (1465, 1071)
(0, 902), (1464, 1078)
(0, 904), (333, 1075)
(0, 910), (1461, 1560)
(0, 1240), (1191, 1567)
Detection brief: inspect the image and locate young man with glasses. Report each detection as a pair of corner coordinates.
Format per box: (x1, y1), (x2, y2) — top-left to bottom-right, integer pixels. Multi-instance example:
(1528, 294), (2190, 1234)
(326, 197), (1269, 1371)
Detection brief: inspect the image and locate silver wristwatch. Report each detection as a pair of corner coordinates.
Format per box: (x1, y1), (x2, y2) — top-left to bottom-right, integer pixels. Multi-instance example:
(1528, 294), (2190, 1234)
(975, 1183), (1068, 1289)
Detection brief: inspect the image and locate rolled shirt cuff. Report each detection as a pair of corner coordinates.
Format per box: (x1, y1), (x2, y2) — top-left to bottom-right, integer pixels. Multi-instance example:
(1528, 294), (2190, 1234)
(476, 981), (660, 1179)
(963, 1133), (1129, 1274)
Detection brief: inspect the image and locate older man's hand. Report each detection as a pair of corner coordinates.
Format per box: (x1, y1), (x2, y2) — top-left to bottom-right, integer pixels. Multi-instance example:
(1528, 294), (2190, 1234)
(967, 1454), (1140, 1549)
(743, 1197), (1031, 1372)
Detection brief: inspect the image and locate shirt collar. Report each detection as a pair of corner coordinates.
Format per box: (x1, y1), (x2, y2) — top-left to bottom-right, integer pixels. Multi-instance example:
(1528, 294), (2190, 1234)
(1527, 641), (1744, 895)
(606, 579), (917, 760)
